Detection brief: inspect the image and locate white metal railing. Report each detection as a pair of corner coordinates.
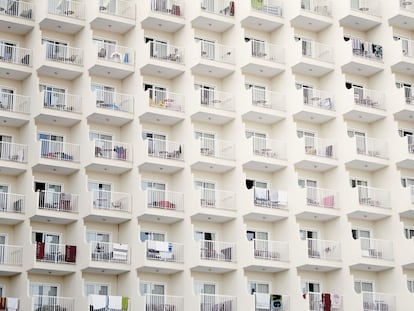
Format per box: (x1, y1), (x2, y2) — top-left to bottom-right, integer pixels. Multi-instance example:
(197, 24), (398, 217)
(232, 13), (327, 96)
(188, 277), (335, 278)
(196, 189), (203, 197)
(92, 190), (131, 212)
(355, 136), (388, 159)
(254, 293), (289, 311)
(200, 41), (235, 64)
(146, 138), (184, 160)
(0, 91), (30, 113)
(145, 294), (184, 311)
(253, 239), (289, 261)
(307, 238), (341, 261)
(0, 0), (33, 19)
(89, 295), (130, 311)
(362, 292), (395, 311)
(90, 241), (130, 264)
(0, 192), (24, 213)
(146, 240), (184, 263)
(251, 39), (285, 64)
(401, 38), (414, 58)
(199, 137), (235, 160)
(407, 135), (414, 154)
(301, 39), (334, 63)
(359, 238), (393, 260)
(251, 0), (283, 16)
(146, 188), (184, 211)
(149, 41), (184, 64)
(357, 186), (390, 208)
(302, 87), (335, 110)
(254, 187), (288, 208)
(33, 295), (75, 311)
(199, 240), (236, 262)
(48, 0), (85, 19)
(401, 0), (414, 11)
(404, 86), (414, 105)
(351, 38), (383, 62)
(251, 87), (286, 111)
(350, 0), (381, 16)
(40, 139), (80, 162)
(199, 188), (236, 210)
(94, 139), (131, 161)
(200, 88), (234, 111)
(301, 0), (332, 16)
(199, 294), (236, 311)
(0, 141), (27, 163)
(95, 90), (134, 113)
(151, 0), (185, 17)
(307, 292), (342, 311)
(148, 89), (185, 112)
(42, 90), (82, 113)
(43, 42), (83, 66)
(304, 136), (336, 158)
(200, 0), (235, 16)
(251, 136), (287, 160)
(36, 242), (76, 263)
(96, 41), (134, 65)
(410, 185), (414, 204)
(38, 191), (78, 213)
(353, 87), (385, 110)
(0, 244), (23, 266)
(306, 187), (338, 209)
(98, 0), (135, 19)
(0, 43), (32, 66)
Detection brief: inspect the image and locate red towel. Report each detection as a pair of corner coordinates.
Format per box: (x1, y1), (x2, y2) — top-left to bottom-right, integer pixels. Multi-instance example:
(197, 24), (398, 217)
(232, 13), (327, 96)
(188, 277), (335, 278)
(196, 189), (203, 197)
(36, 242), (45, 259)
(65, 245), (77, 263)
(0, 297), (6, 310)
(230, 1), (235, 16)
(322, 293), (331, 311)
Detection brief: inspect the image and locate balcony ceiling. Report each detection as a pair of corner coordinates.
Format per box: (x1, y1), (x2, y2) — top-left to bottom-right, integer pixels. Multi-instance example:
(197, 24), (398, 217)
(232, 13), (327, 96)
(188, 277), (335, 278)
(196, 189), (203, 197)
(0, 17), (34, 35)
(290, 14), (332, 32)
(39, 17), (84, 34)
(141, 15), (185, 33)
(241, 15), (284, 32)
(339, 14), (381, 32)
(191, 16), (234, 33)
(389, 13), (414, 30)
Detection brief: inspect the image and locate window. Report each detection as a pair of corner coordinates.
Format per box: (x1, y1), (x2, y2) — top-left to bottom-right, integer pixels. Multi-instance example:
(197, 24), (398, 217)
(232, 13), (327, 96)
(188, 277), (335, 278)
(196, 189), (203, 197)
(297, 129), (316, 153)
(352, 228), (371, 251)
(250, 38), (266, 57)
(0, 86), (14, 110)
(195, 131), (215, 155)
(38, 133), (64, 158)
(39, 84), (66, 108)
(302, 281), (320, 294)
(94, 38), (117, 59)
(34, 181), (63, 209)
(140, 231), (165, 242)
(195, 180), (215, 206)
(145, 37), (168, 59)
(85, 283), (110, 296)
(246, 230), (268, 241)
(195, 231), (215, 241)
(86, 231), (111, 243)
(0, 134), (12, 159)
(408, 280), (414, 293)
(143, 131), (166, 156)
(196, 84), (215, 107)
(88, 181), (112, 209)
(248, 84), (266, 105)
(0, 40), (17, 62)
(248, 281), (270, 295)
(42, 38), (68, 61)
(92, 83), (115, 107)
(194, 282), (216, 295)
(299, 229), (318, 240)
(354, 280), (373, 294)
(246, 130), (267, 153)
(196, 38), (215, 59)
(296, 83), (314, 105)
(144, 84), (166, 104)
(30, 283), (58, 297)
(140, 282), (165, 296)
(405, 227), (414, 239)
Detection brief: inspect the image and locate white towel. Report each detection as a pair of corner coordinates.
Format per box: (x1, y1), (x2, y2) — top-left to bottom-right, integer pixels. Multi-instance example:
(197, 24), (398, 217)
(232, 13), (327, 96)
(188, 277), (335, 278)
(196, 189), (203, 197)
(269, 190), (278, 202)
(254, 187), (268, 200)
(90, 294), (107, 310)
(147, 240), (157, 250)
(277, 191), (288, 205)
(6, 297), (18, 310)
(255, 293), (270, 309)
(108, 295), (122, 309)
(331, 293), (342, 308)
(112, 243), (128, 261)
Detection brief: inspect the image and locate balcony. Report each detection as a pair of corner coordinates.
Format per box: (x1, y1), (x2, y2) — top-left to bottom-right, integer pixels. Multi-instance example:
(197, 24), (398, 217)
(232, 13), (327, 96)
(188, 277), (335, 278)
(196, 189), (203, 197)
(396, 135), (414, 169)
(391, 38), (414, 75)
(139, 138), (185, 174)
(291, 0), (333, 32)
(89, 295), (130, 311)
(33, 295), (75, 311)
(0, 141), (28, 175)
(90, 0), (136, 34)
(339, 0), (382, 31)
(241, 39), (285, 78)
(394, 85), (414, 122)
(243, 239), (289, 273)
(345, 136), (388, 171)
(39, 0), (85, 34)
(293, 87), (335, 124)
(33, 140), (80, 175)
(199, 294), (236, 311)
(144, 294), (183, 311)
(89, 42), (135, 79)
(296, 187), (340, 222)
(0, 43), (32, 80)
(38, 42), (83, 80)
(0, 0), (34, 35)
(389, 0), (414, 30)
(141, 0), (185, 32)
(34, 90), (82, 127)
(192, 240), (236, 273)
(0, 244), (23, 275)
(292, 39), (334, 77)
(243, 187), (288, 222)
(361, 292), (395, 311)
(241, 0), (283, 32)
(191, 41), (235, 78)
(85, 241), (130, 275)
(32, 191), (79, 224)
(141, 41), (185, 79)
(350, 238), (394, 271)
(137, 241), (184, 274)
(137, 189), (184, 224)
(32, 242), (77, 275)
(306, 293), (343, 311)
(191, 0), (235, 32)
(298, 238), (342, 272)
(348, 186), (391, 220)
(254, 293), (290, 311)
(0, 91), (30, 127)
(0, 192), (25, 224)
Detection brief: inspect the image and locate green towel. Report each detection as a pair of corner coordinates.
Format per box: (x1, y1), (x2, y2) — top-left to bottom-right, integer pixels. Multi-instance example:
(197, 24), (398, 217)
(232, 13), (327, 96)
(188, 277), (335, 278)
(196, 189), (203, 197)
(122, 297), (129, 309)
(252, 0), (263, 10)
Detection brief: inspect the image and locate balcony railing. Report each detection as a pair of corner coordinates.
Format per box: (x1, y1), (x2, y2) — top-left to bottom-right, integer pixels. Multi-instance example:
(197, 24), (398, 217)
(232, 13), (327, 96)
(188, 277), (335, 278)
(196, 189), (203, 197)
(94, 139), (131, 161)
(42, 90), (82, 113)
(200, 41), (235, 64)
(199, 240), (236, 262)
(404, 86), (414, 105)
(89, 295), (130, 311)
(307, 292), (342, 311)
(40, 139), (80, 162)
(96, 42), (134, 65)
(307, 238), (341, 261)
(151, 0), (185, 17)
(251, 87), (286, 111)
(38, 191), (78, 213)
(146, 138), (184, 160)
(301, 39), (334, 63)
(199, 188), (236, 210)
(251, 136), (287, 160)
(48, 0), (85, 19)
(98, 0), (135, 19)
(0, 192), (24, 213)
(350, 0), (381, 17)
(362, 292), (395, 311)
(149, 41), (184, 64)
(251, 0), (283, 16)
(359, 237), (393, 260)
(304, 136), (336, 158)
(149, 89), (185, 112)
(253, 239), (289, 261)
(353, 87), (385, 110)
(146, 189), (184, 211)
(0, 91), (30, 113)
(306, 187), (338, 209)
(254, 293), (289, 311)
(357, 186), (390, 208)
(146, 240), (184, 263)
(33, 295), (75, 311)
(200, 88), (234, 111)
(0, 244), (23, 266)
(355, 136), (388, 159)
(199, 294), (236, 311)
(43, 42), (83, 66)
(253, 187), (288, 208)
(0, 43), (32, 66)
(90, 241), (130, 264)
(145, 294), (184, 311)
(0, 0), (33, 19)
(303, 87), (335, 111)
(199, 137), (235, 160)
(200, 0), (235, 16)
(36, 242), (77, 264)
(92, 190), (131, 212)
(301, 0), (332, 16)
(0, 141), (27, 163)
(95, 90), (134, 113)
(350, 38), (383, 62)
(250, 39), (285, 64)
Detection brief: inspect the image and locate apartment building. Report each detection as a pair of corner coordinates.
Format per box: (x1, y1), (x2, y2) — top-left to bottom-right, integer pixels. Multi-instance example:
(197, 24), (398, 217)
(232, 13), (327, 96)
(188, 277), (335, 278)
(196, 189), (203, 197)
(1, 0), (414, 310)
